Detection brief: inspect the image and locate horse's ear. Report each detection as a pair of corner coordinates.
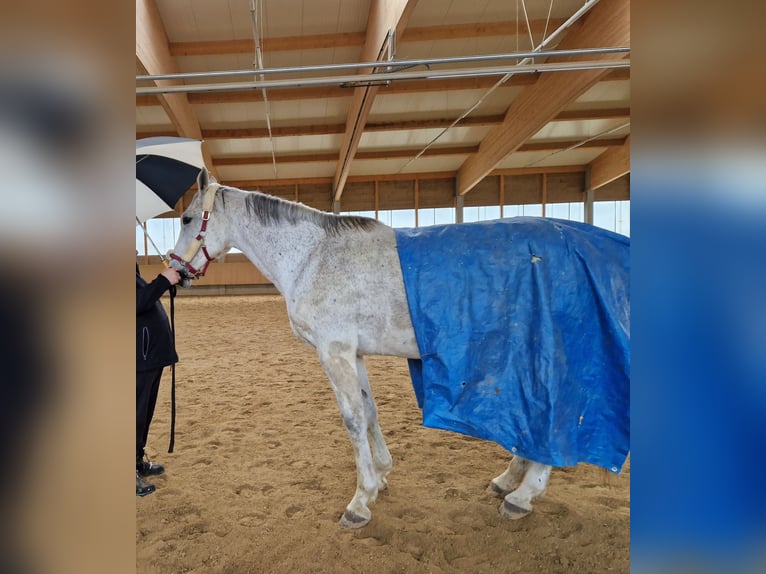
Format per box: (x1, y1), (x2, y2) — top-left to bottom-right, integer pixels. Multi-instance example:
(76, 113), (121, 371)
(197, 167), (210, 191)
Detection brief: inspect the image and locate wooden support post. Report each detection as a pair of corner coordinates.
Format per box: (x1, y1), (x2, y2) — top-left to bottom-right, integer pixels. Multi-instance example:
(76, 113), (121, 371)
(414, 179), (419, 227)
(455, 182), (464, 223)
(584, 168), (594, 224)
(499, 175), (505, 218)
(542, 173), (547, 217)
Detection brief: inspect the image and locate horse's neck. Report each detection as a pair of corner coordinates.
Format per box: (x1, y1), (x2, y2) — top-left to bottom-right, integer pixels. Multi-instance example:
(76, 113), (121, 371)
(228, 195), (323, 298)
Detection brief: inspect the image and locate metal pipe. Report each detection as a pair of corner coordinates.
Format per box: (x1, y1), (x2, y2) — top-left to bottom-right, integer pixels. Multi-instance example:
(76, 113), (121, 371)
(137, 59), (629, 95)
(136, 46), (628, 83)
(536, 0), (602, 52)
(395, 0), (604, 174)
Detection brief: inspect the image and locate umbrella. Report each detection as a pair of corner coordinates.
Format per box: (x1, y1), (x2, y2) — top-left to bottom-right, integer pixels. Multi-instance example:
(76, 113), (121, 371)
(136, 136), (206, 223)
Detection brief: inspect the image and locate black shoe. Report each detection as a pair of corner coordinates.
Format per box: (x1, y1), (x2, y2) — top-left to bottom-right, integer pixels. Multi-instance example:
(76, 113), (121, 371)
(137, 459), (165, 477)
(136, 472), (156, 497)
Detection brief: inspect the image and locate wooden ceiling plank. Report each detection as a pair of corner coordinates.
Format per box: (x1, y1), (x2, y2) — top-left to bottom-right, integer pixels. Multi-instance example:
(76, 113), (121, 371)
(456, 0), (630, 195)
(136, 108), (629, 140)
(219, 165), (587, 191)
(211, 137), (624, 166)
(589, 135), (630, 190)
(168, 18), (569, 57)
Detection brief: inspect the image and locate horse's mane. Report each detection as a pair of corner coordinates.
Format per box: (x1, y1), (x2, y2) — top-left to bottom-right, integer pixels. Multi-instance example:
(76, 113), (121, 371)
(233, 187), (379, 237)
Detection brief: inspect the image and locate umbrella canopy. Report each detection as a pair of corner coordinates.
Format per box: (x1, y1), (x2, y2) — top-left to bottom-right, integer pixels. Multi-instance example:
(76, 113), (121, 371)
(136, 137), (205, 223)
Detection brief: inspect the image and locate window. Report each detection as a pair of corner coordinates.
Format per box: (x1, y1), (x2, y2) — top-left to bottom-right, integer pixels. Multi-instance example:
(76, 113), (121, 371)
(503, 204), (543, 218)
(391, 210), (416, 228)
(546, 202), (585, 222)
(593, 200), (630, 237)
(418, 207), (455, 226)
(136, 218), (180, 256)
(377, 209), (416, 228)
(463, 205), (501, 222)
(136, 217), (243, 257)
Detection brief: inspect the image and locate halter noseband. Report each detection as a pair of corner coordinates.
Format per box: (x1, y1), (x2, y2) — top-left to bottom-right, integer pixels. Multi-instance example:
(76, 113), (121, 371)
(169, 182), (220, 279)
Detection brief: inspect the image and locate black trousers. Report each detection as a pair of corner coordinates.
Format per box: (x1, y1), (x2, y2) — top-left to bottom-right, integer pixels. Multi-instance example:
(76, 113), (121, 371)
(136, 367), (163, 464)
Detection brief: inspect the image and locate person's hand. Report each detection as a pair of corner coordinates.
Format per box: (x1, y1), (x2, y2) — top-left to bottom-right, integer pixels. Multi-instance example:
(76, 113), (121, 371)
(160, 267), (181, 286)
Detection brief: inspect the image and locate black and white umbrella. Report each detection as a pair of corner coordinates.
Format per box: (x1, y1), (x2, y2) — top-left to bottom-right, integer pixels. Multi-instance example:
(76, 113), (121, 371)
(136, 137), (205, 224)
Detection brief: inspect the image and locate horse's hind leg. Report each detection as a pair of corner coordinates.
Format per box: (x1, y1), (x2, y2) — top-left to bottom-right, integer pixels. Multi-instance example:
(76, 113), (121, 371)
(488, 455), (530, 498)
(356, 357), (393, 492)
(498, 460), (552, 520)
(318, 343), (378, 529)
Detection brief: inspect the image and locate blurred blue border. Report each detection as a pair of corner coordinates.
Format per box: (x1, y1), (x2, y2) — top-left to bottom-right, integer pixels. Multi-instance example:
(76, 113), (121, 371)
(631, 152), (766, 572)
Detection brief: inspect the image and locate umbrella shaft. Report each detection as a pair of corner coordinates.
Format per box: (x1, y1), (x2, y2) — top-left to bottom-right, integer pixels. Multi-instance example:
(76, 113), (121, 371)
(136, 217), (170, 267)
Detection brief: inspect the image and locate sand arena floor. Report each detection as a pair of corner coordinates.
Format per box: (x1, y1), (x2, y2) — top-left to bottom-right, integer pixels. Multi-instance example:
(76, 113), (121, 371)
(137, 295), (629, 574)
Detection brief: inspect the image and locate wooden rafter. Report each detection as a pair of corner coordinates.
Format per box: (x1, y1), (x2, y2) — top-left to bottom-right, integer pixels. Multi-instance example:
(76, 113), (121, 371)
(589, 135), (630, 190)
(135, 0), (219, 181)
(456, 0), (630, 195)
(332, 0), (418, 203)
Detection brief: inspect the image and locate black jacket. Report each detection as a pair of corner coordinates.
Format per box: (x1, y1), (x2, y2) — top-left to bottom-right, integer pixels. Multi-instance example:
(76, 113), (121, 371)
(137, 264), (178, 372)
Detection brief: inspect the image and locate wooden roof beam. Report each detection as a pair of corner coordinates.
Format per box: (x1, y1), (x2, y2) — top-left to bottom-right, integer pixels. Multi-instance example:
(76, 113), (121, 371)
(456, 0), (630, 195)
(589, 135), (630, 190)
(332, 0), (418, 203)
(136, 0), (219, 183)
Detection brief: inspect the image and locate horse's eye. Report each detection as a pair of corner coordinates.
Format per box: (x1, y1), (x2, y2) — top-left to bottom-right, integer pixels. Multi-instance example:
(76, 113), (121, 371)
(182, 216), (192, 225)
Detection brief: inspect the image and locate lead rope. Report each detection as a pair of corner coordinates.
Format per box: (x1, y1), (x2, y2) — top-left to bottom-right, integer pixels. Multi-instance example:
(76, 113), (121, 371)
(168, 284), (177, 453)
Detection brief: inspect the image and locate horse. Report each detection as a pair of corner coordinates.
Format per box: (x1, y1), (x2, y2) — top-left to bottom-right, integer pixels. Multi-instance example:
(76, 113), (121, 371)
(169, 168), (629, 529)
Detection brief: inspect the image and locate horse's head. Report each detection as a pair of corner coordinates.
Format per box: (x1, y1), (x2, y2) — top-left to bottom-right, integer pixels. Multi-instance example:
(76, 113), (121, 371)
(168, 167), (232, 281)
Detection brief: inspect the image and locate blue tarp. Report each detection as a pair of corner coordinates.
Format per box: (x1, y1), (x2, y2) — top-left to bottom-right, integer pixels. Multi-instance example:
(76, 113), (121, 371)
(395, 217), (630, 472)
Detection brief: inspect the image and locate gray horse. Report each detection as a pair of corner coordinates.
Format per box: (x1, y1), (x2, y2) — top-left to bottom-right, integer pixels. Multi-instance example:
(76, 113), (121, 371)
(170, 168), (608, 528)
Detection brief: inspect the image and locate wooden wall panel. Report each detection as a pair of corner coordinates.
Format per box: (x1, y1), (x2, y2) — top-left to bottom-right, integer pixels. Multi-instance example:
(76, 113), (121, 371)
(378, 180), (415, 210)
(255, 184), (295, 201)
(596, 173), (630, 201)
(141, 260), (271, 286)
(546, 172), (587, 203)
(503, 174), (543, 205)
(341, 181), (376, 211)
(464, 176), (500, 207)
(418, 178), (455, 208)
(298, 183), (333, 211)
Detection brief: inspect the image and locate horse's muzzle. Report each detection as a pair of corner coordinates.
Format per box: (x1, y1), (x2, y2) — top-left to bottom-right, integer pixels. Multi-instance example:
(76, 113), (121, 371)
(168, 253), (203, 285)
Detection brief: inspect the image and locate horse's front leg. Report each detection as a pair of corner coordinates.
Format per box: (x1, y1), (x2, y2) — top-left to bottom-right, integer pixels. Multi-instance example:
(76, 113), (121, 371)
(356, 356), (393, 492)
(497, 459), (552, 520)
(488, 455), (531, 498)
(318, 343), (378, 529)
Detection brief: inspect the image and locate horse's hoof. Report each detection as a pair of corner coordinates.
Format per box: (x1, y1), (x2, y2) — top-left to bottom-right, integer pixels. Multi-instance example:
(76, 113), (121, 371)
(340, 510), (371, 529)
(499, 500), (532, 520)
(487, 480), (510, 499)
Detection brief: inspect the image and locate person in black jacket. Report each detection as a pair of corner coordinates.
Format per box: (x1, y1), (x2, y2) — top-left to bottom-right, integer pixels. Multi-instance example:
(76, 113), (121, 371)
(136, 261), (181, 496)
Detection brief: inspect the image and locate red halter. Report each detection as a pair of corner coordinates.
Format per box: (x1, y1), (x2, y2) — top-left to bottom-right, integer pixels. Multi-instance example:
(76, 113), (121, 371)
(169, 184), (219, 278)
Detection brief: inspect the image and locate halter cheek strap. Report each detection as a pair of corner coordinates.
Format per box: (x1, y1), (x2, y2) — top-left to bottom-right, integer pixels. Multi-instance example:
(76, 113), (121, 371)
(169, 183), (220, 278)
